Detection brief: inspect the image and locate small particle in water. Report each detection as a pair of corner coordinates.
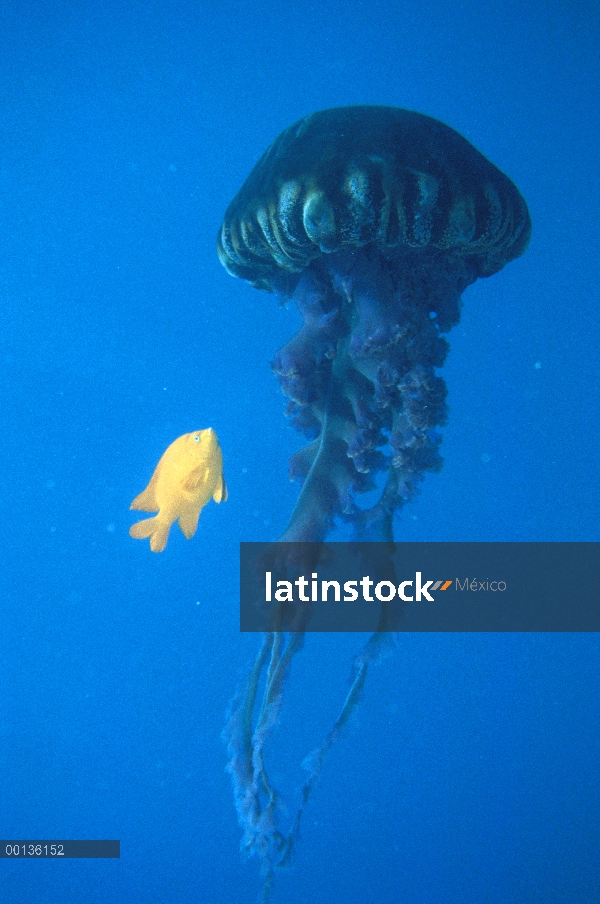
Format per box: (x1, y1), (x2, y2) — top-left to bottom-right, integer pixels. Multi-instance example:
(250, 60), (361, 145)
(481, 453), (491, 463)
(46, 480), (56, 490)
(534, 361), (542, 369)
(106, 523), (116, 533)
(168, 163), (177, 172)
(241, 467), (248, 474)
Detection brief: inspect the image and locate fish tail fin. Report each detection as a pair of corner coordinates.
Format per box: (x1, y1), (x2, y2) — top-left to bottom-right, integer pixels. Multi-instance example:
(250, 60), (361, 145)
(129, 516), (170, 552)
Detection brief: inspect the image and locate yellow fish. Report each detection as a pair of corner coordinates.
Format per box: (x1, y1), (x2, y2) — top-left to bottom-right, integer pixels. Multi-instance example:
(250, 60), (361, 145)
(129, 428), (227, 552)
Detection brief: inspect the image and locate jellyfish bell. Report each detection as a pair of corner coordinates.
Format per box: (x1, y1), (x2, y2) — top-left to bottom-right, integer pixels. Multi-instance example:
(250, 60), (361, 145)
(218, 106), (530, 287)
(218, 106), (531, 545)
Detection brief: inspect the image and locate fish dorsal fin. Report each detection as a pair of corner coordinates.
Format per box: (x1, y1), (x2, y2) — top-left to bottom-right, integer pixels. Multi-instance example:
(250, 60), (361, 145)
(183, 465), (208, 492)
(130, 469), (160, 511)
(213, 475), (227, 503)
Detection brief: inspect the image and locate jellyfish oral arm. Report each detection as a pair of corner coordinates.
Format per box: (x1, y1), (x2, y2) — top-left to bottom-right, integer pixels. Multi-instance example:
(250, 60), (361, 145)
(272, 248), (473, 541)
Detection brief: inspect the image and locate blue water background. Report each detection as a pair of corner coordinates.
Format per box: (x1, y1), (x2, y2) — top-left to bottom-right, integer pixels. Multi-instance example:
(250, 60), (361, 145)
(1, 1), (598, 901)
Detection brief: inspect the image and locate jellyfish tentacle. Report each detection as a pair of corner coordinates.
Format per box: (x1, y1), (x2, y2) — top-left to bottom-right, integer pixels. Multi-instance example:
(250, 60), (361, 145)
(223, 632), (274, 855)
(279, 623), (398, 868)
(249, 631), (284, 825)
(223, 628), (306, 885)
(251, 630), (304, 816)
(278, 645), (370, 868)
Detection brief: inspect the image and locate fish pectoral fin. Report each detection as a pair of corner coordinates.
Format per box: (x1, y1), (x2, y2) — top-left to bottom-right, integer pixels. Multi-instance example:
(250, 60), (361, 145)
(213, 475), (227, 503)
(129, 515), (170, 552)
(178, 507), (200, 540)
(183, 465), (209, 492)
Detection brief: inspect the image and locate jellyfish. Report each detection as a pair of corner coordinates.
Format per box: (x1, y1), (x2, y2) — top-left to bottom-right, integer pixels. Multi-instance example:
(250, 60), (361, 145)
(218, 106), (530, 900)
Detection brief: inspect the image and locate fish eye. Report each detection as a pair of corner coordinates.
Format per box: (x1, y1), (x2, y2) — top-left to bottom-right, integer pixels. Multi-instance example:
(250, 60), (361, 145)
(194, 435), (200, 442)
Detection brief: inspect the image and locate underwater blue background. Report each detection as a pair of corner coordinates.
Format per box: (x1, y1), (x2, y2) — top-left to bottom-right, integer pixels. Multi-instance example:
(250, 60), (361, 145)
(1, 1), (599, 901)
